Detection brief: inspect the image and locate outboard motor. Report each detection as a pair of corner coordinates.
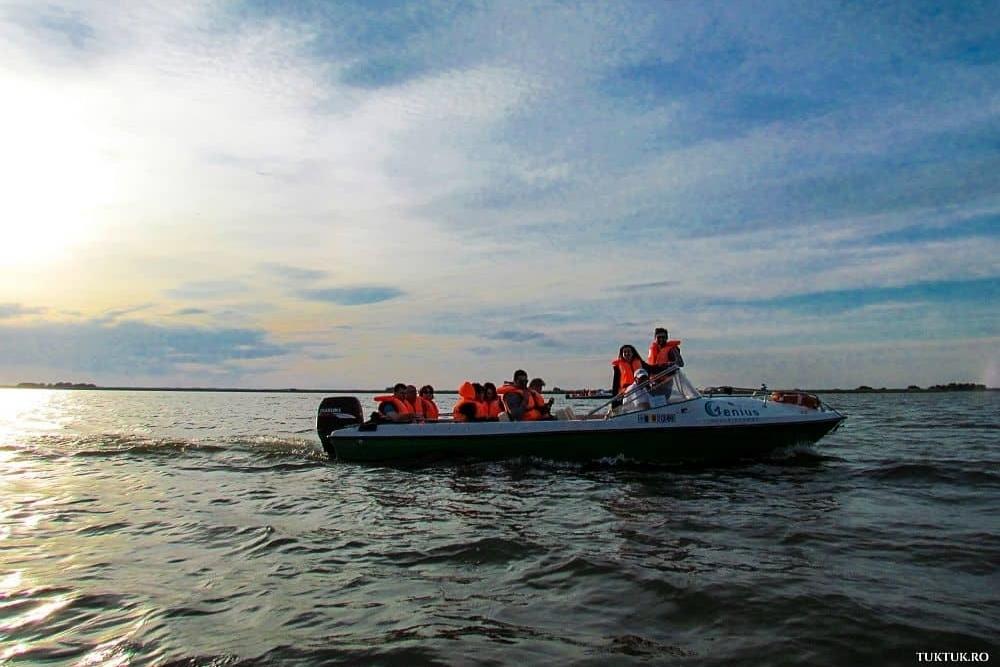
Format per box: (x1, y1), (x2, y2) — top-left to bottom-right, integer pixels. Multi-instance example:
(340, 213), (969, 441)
(317, 396), (364, 458)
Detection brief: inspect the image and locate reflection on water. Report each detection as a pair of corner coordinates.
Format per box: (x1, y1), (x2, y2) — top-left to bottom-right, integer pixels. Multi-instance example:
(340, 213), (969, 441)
(0, 389), (996, 664)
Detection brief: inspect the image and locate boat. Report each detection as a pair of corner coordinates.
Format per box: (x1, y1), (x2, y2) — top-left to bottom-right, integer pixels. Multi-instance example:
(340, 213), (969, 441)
(564, 388), (614, 399)
(315, 367), (845, 464)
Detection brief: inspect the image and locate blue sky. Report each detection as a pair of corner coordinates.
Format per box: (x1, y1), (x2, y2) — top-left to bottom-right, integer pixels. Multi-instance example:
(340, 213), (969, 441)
(0, 0), (997, 389)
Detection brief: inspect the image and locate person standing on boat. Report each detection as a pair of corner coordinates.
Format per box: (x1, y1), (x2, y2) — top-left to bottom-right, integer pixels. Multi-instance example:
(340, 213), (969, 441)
(374, 382), (415, 422)
(611, 345), (644, 396)
(498, 370), (544, 421)
(611, 344), (674, 404)
(647, 328), (684, 367)
(418, 385), (440, 420)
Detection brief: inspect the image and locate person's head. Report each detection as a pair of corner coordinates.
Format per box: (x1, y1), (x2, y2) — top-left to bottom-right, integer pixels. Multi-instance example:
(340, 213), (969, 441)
(529, 378), (545, 392)
(483, 382), (497, 400)
(655, 327), (669, 344)
(513, 369), (528, 387)
(618, 345), (640, 360)
(419, 385), (435, 399)
(633, 368), (649, 384)
(473, 382), (484, 400)
(404, 385), (418, 400)
(393, 382), (407, 396)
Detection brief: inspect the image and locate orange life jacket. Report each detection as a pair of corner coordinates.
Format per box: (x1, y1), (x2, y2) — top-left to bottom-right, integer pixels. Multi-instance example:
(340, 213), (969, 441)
(422, 398), (440, 420)
(525, 390), (549, 421)
(647, 339), (681, 365)
(405, 397), (426, 420)
(374, 395), (413, 417)
(482, 398), (501, 419)
(452, 381), (482, 422)
(498, 383), (543, 420)
(611, 357), (643, 390)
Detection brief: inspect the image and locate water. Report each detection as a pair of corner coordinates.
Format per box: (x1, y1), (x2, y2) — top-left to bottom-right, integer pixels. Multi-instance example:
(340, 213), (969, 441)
(1, 389), (996, 665)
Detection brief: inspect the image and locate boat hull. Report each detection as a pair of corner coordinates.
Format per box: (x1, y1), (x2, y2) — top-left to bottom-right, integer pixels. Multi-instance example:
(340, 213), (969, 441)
(321, 397), (844, 464)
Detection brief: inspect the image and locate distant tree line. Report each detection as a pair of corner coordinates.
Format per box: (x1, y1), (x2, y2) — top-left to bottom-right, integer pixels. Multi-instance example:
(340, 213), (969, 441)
(16, 382), (98, 389)
(853, 383), (988, 392)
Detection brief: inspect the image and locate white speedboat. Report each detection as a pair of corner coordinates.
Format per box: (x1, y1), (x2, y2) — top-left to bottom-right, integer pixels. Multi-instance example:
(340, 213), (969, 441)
(316, 368), (844, 464)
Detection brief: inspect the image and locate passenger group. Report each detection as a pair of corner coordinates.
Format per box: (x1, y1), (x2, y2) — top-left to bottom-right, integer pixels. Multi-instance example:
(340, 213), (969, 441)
(373, 326), (682, 423)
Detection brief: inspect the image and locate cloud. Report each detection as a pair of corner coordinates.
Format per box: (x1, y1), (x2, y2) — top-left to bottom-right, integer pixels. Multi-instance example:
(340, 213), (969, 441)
(484, 329), (560, 348)
(259, 262), (328, 282)
(709, 277), (999, 317)
(0, 303), (45, 319)
(92, 303), (153, 325)
(166, 281), (250, 300)
(299, 286), (405, 306)
(0, 318), (290, 378)
(1, 1), (997, 390)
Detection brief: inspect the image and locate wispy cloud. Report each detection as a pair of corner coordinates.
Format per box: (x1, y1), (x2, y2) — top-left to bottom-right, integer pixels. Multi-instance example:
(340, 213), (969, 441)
(0, 318), (289, 381)
(0, 303), (45, 319)
(299, 286), (405, 306)
(259, 262), (328, 283)
(166, 281), (249, 301)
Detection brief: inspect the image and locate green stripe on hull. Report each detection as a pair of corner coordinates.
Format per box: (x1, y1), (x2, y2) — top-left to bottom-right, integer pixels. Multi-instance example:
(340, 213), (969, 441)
(326, 419), (841, 464)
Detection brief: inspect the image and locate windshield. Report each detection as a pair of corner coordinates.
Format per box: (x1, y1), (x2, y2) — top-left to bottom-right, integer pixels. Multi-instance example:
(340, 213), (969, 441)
(668, 369), (701, 402)
(613, 368), (702, 416)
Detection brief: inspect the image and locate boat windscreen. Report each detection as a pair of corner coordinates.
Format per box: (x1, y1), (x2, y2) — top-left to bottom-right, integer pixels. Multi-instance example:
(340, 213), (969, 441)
(646, 368), (701, 404)
(666, 370), (701, 402)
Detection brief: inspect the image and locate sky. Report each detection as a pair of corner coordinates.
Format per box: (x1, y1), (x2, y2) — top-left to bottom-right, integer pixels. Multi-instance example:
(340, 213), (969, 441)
(0, 0), (997, 391)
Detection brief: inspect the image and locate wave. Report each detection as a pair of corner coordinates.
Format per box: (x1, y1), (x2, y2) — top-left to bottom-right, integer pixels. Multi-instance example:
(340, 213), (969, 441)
(861, 462), (1000, 485)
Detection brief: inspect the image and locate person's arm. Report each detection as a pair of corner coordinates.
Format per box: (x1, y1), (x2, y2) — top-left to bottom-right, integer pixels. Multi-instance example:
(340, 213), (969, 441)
(379, 403), (399, 421)
(611, 366), (622, 395)
(671, 347), (684, 367)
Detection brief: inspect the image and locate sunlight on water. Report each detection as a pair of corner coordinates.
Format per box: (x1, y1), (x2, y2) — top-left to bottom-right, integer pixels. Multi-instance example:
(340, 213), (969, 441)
(0, 594), (72, 632)
(0, 389), (65, 440)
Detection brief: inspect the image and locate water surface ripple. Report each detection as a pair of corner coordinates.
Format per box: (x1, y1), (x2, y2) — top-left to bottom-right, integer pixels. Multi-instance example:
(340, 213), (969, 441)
(0, 389), (996, 665)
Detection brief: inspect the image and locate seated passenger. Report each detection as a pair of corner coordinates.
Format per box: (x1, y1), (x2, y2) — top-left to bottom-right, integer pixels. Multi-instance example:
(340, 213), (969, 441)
(373, 382), (415, 422)
(482, 382), (502, 421)
(404, 385), (426, 422)
(452, 381), (484, 422)
(528, 378), (555, 419)
(621, 368), (653, 413)
(497, 369), (544, 421)
(418, 385), (440, 420)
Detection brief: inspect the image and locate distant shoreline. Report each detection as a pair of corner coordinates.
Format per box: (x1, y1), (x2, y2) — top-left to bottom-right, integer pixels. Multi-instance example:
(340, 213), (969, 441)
(4, 384), (996, 394)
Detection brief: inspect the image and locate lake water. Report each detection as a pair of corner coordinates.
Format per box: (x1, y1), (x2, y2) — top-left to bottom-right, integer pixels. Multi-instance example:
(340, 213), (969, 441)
(1, 389), (996, 665)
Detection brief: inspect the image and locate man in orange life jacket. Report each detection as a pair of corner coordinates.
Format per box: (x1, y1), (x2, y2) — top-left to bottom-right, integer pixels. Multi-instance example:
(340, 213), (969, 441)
(403, 385), (426, 422)
(374, 382), (415, 422)
(498, 369), (544, 421)
(648, 327), (684, 367)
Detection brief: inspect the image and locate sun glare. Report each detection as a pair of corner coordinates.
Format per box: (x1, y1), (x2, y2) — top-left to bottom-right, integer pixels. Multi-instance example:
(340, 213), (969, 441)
(0, 389), (62, 441)
(0, 77), (120, 267)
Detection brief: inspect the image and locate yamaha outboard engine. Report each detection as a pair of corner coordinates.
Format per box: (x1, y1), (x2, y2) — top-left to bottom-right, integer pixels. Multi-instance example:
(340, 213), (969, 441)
(317, 396), (364, 458)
